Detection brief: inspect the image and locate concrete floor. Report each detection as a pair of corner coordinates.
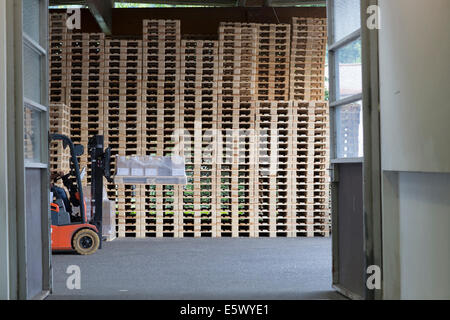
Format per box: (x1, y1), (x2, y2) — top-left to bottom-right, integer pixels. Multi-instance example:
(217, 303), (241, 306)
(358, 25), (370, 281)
(48, 238), (345, 300)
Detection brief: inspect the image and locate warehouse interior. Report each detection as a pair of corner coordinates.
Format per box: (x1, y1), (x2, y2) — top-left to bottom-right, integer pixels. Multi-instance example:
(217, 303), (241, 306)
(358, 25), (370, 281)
(0, 0), (449, 301)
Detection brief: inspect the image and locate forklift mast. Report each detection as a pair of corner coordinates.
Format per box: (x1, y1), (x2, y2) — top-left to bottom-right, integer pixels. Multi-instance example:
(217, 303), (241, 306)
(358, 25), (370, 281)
(88, 135), (112, 248)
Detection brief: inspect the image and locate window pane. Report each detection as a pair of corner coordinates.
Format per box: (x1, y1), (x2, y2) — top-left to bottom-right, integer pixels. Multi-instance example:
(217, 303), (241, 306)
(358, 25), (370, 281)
(23, 0), (41, 44)
(333, 0), (361, 42)
(336, 39), (362, 100)
(24, 106), (42, 162)
(23, 44), (42, 103)
(335, 101), (363, 159)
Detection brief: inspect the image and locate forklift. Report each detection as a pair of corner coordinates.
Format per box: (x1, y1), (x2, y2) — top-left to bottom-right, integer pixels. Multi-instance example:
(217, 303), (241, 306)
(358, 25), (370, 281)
(50, 134), (112, 255)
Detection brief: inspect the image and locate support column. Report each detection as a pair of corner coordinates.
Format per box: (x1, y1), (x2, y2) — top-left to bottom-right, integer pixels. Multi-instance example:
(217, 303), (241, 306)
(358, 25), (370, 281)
(0, 0), (10, 300)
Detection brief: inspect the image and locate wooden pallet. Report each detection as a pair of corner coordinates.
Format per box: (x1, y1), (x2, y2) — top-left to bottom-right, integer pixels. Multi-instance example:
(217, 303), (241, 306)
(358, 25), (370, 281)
(290, 17), (327, 101)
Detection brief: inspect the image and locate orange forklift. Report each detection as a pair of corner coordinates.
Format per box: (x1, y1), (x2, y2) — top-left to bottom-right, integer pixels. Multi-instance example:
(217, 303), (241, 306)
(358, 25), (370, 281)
(50, 134), (112, 255)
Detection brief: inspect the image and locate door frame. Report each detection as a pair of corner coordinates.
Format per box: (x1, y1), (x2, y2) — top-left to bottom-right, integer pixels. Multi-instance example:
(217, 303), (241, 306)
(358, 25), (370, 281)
(4, 0), (51, 300)
(22, 0), (51, 299)
(360, 0), (382, 301)
(327, 0), (382, 300)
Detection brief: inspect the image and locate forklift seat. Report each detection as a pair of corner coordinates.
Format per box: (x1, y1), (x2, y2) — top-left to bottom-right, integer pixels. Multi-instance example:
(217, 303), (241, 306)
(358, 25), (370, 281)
(51, 199), (71, 226)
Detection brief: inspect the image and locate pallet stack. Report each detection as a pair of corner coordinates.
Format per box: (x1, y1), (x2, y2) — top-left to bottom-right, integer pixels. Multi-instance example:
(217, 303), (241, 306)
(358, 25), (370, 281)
(290, 17), (327, 101)
(179, 39), (219, 237)
(289, 16), (329, 237)
(49, 14), (331, 238)
(49, 12), (68, 105)
(104, 39), (144, 238)
(310, 101), (331, 236)
(49, 103), (71, 174)
(255, 101), (296, 237)
(49, 13), (71, 173)
(255, 23), (291, 101)
(217, 23), (258, 237)
(142, 20), (182, 237)
(66, 32), (105, 184)
(291, 101), (330, 237)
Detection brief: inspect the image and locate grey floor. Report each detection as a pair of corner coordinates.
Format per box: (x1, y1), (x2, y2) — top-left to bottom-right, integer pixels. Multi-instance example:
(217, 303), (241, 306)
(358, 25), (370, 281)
(48, 238), (345, 300)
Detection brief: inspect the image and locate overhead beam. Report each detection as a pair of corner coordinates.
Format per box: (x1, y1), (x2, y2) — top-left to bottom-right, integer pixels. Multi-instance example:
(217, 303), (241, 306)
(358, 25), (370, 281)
(86, 0), (113, 34)
(115, 0), (236, 6)
(50, 0), (326, 7)
(272, 0), (325, 5)
(49, 0), (87, 5)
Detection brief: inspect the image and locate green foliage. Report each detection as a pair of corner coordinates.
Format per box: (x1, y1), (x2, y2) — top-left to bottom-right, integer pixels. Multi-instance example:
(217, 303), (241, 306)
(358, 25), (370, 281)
(338, 40), (362, 64)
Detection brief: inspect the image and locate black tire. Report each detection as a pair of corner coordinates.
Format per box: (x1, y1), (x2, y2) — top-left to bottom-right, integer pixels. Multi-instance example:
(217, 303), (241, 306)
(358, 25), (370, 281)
(72, 229), (100, 255)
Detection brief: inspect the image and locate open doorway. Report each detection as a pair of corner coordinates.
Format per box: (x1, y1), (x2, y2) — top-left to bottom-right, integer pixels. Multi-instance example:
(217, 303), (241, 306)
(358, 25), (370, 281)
(2, 0), (381, 301)
(45, 3), (345, 300)
(47, 3), (342, 300)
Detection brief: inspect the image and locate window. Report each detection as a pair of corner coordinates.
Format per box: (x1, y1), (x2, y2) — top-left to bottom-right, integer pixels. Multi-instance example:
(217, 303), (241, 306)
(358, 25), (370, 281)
(23, 43), (43, 103)
(23, 0), (42, 44)
(333, 0), (361, 42)
(24, 104), (42, 162)
(22, 0), (47, 167)
(336, 39), (362, 100)
(328, 1), (363, 160)
(335, 100), (363, 158)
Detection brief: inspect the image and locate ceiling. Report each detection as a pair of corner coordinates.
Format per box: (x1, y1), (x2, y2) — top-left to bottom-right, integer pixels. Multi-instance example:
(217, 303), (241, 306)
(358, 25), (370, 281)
(49, 0), (326, 35)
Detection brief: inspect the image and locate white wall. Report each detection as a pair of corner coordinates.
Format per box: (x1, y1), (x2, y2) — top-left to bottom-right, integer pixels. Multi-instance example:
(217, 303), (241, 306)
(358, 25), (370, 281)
(379, 0), (450, 173)
(0, 0), (10, 300)
(379, 0), (450, 299)
(398, 172), (450, 299)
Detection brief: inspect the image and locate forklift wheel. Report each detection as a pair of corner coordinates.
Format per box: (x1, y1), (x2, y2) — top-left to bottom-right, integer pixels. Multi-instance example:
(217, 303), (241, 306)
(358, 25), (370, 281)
(72, 229), (100, 255)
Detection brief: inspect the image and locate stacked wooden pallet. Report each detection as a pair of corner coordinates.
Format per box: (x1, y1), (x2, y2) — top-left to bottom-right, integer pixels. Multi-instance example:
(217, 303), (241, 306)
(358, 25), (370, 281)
(255, 101), (296, 237)
(49, 13), (71, 173)
(289, 17), (330, 237)
(310, 101), (331, 236)
(255, 23), (291, 101)
(49, 103), (71, 174)
(49, 13), (68, 105)
(66, 32), (105, 184)
(179, 39), (219, 237)
(291, 101), (330, 237)
(142, 20), (182, 237)
(217, 23), (258, 237)
(290, 17), (327, 101)
(104, 39), (144, 238)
